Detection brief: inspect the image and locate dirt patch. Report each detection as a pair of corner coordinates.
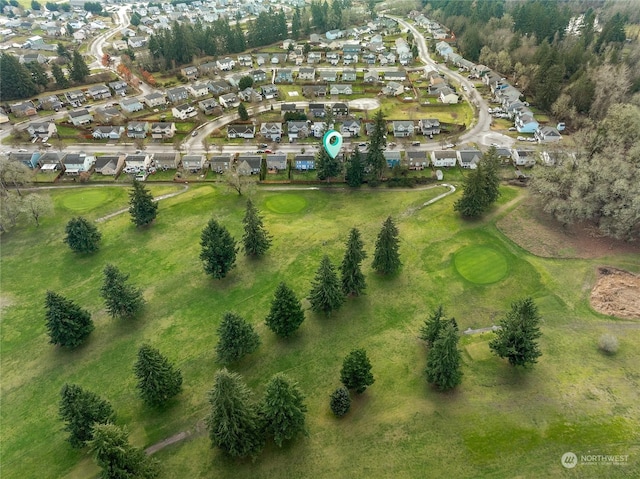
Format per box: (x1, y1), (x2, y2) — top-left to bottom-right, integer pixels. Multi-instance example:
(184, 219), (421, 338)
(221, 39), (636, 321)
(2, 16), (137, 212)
(496, 193), (640, 259)
(590, 268), (640, 320)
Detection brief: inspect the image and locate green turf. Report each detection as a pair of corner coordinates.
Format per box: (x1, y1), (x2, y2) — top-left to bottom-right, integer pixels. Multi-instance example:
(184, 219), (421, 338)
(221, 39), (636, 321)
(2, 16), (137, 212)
(1, 184), (639, 479)
(264, 193), (308, 214)
(61, 189), (111, 213)
(454, 245), (509, 284)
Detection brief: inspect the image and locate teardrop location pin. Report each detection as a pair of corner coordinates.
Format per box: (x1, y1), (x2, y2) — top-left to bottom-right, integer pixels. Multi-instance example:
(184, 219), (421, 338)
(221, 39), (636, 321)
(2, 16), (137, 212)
(322, 130), (343, 159)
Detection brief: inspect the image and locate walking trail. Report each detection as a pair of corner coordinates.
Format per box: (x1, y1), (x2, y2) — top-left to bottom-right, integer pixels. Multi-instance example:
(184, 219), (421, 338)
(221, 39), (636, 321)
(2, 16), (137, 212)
(95, 184), (189, 223)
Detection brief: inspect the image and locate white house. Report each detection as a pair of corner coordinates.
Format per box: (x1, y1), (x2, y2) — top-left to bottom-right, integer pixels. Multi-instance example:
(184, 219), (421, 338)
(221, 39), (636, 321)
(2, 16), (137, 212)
(172, 104), (197, 120)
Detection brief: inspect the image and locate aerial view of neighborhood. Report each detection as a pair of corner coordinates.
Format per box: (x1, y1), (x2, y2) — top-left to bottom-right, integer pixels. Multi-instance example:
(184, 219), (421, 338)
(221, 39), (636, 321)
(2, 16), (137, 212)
(1, 0), (639, 477)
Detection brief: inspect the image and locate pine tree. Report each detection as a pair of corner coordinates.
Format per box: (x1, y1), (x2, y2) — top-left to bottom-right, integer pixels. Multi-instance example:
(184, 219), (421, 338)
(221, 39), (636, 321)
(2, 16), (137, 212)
(128, 180), (157, 227)
(425, 322), (463, 390)
(419, 305), (446, 347)
(329, 386), (351, 417)
(206, 368), (264, 458)
(100, 264), (145, 319)
(51, 63), (69, 88)
(238, 102), (249, 121)
(45, 291), (94, 348)
(366, 110), (388, 179)
(64, 217), (101, 254)
(307, 255), (344, 315)
(0, 53), (38, 101)
(481, 149), (501, 207)
(69, 50), (90, 83)
(265, 282), (305, 338)
(59, 384), (115, 448)
(345, 147), (365, 187)
(340, 227), (367, 296)
(260, 373), (308, 447)
(340, 349), (374, 394)
(26, 61), (49, 88)
(316, 147), (342, 181)
(242, 199), (272, 257)
(372, 216), (401, 275)
(134, 345), (183, 407)
(453, 167), (487, 218)
(215, 311), (260, 364)
(200, 218), (238, 279)
(489, 297), (543, 367)
(90, 423), (158, 479)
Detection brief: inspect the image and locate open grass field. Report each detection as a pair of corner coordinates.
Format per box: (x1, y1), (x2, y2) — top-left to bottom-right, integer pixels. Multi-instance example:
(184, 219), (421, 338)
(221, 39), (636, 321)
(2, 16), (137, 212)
(1, 183), (639, 479)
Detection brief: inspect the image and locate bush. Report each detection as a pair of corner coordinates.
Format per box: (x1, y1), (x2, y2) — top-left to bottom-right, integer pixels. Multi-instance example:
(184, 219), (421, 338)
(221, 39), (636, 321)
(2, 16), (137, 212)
(598, 334), (619, 355)
(330, 387), (351, 417)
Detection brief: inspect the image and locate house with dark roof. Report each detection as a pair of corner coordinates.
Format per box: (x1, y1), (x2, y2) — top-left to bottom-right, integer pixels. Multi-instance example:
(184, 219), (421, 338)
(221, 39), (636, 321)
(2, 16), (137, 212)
(294, 154), (315, 170)
(68, 109), (93, 126)
(407, 151), (429, 170)
(210, 155), (232, 174)
(237, 155), (262, 175)
(287, 121), (309, 140)
(182, 154), (205, 173)
(127, 122), (149, 139)
(332, 102), (349, 117)
(227, 124), (255, 139)
(87, 85), (111, 100)
(309, 103), (326, 117)
(266, 154), (287, 173)
(392, 121), (415, 137)
(144, 92), (167, 108)
(260, 122), (283, 142)
(27, 121), (57, 139)
(166, 86), (189, 104)
(150, 122), (176, 139)
(153, 152), (180, 170)
(430, 150), (457, 167)
(457, 149), (482, 169)
(94, 155), (122, 175)
(92, 126), (124, 140)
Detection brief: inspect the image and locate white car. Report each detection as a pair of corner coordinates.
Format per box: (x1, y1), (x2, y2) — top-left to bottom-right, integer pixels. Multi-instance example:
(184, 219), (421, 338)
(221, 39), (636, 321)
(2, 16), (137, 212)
(517, 136), (526, 141)
(508, 127), (517, 131)
(18, 148), (27, 152)
(444, 143), (455, 149)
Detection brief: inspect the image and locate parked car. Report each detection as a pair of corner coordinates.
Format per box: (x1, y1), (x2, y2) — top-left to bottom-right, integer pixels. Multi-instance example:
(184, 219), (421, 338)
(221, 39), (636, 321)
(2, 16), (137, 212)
(444, 143), (455, 149)
(508, 127), (517, 131)
(411, 141), (421, 146)
(517, 136), (526, 141)
(191, 130), (198, 137)
(259, 143), (268, 148)
(17, 148), (27, 152)
(264, 149), (273, 153)
(256, 149), (265, 153)
(358, 142), (368, 147)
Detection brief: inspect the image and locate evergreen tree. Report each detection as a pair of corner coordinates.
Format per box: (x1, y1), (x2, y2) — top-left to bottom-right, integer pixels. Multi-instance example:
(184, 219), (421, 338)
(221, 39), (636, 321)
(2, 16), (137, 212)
(238, 102), (249, 121)
(206, 368), (264, 458)
(64, 216), (101, 254)
(59, 384), (115, 448)
(0, 54), (38, 101)
(316, 147), (341, 181)
(489, 297), (543, 367)
(69, 50), (90, 83)
(242, 199), (272, 257)
(215, 311), (260, 364)
(419, 305), (446, 347)
(45, 291), (94, 348)
(372, 216), (401, 275)
(57, 42), (71, 61)
(238, 76), (253, 90)
(307, 255), (344, 315)
(128, 180), (157, 227)
(340, 227), (367, 296)
(265, 282), (305, 338)
(200, 218), (238, 279)
(51, 63), (68, 87)
(260, 373), (308, 446)
(425, 322), (463, 391)
(340, 349), (374, 394)
(329, 386), (351, 417)
(345, 147), (365, 187)
(134, 344), (183, 407)
(26, 61), (49, 87)
(90, 423), (158, 479)
(366, 110), (387, 179)
(481, 149), (501, 207)
(100, 264), (145, 319)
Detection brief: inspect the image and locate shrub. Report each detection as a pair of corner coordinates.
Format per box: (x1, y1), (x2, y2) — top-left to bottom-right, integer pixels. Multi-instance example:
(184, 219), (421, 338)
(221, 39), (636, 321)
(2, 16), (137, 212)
(330, 387), (351, 417)
(598, 334), (619, 355)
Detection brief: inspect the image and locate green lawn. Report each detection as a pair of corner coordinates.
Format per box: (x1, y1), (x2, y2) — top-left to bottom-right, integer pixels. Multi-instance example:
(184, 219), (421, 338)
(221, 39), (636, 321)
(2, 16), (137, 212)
(1, 184), (639, 479)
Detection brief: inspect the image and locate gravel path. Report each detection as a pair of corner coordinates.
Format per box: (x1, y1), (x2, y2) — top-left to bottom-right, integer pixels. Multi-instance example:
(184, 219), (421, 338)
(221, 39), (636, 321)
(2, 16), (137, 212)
(95, 184), (189, 223)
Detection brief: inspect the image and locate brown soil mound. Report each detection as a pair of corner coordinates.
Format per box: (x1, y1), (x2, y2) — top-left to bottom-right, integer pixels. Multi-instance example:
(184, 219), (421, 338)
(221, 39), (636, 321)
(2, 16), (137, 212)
(590, 268), (640, 320)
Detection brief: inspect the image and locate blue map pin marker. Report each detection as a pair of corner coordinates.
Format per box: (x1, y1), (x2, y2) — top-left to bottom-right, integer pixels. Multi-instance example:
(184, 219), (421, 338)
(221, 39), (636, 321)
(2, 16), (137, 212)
(322, 130), (343, 159)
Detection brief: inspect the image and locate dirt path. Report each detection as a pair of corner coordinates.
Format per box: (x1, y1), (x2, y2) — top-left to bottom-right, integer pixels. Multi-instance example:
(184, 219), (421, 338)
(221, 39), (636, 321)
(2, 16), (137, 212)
(95, 184), (189, 223)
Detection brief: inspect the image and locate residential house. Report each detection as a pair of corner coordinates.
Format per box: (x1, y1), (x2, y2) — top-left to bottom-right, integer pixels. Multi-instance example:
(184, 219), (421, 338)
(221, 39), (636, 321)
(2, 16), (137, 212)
(227, 124), (255, 139)
(188, 82), (210, 98)
(128, 36), (147, 49)
(311, 122), (327, 138)
(382, 81), (405, 96)
(219, 93), (239, 109)
(307, 52), (322, 64)
(250, 69), (267, 83)
(341, 119), (361, 138)
(216, 56), (235, 71)
(303, 85), (327, 97)
(180, 65), (198, 80)
(109, 80), (128, 96)
(379, 52), (396, 65)
(298, 67), (316, 81)
(384, 151), (401, 168)
(27, 121), (57, 139)
(199, 61), (217, 75)
(309, 103), (326, 118)
(326, 52), (340, 65)
(281, 103), (305, 117)
(237, 155), (262, 175)
(38, 152), (64, 172)
(392, 121), (415, 137)
(363, 52), (377, 64)
(150, 122), (176, 139)
(120, 98), (144, 113)
(182, 154), (205, 173)
(39, 95), (64, 111)
(342, 68), (357, 82)
(435, 41), (453, 58)
(364, 70), (379, 83)
(330, 84), (353, 95)
(275, 69), (294, 83)
(512, 149), (536, 167)
(385, 71), (406, 82)
(171, 104), (196, 120)
(124, 154), (152, 172)
(260, 122), (283, 142)
(261, 85), (279, 100)
(515, 112), (539, 134)
(238, 87), (262, 103)
(237, 54), (252, 67)
(210, 155), (232, 174)
(294, 154), (315, 170)
(535, 126), (562, 143)
(439, 87), (459, 104)
(68, 109), (93, 126)
(207, 80), (231, 96)
(166, 86), (189, 104)
(419, 118), (441, 136)
(457, 149), (482, 169)
(320, 70), (338, 82)
(127, 121), (149, 139)
(11, 101), (37, 117)
(255, 54), (269, 67)
(198, 98), (221, 116)
(407, 151), (429, 170)
(93, 155), (121, 175)
(287, 121), (309, 140)
(9, 151), (41, 169)
(64, 90), (85, 107)
(144, 92), (167, 108)
(87, 85), (111, 100)
(92, 126), (123, 140)
(332, 102), (349, 117)
(430, 150), (457, 167)
(63, 153), (94, 175)
(153, 152), (179, 171)
(266, 154), (287, 173)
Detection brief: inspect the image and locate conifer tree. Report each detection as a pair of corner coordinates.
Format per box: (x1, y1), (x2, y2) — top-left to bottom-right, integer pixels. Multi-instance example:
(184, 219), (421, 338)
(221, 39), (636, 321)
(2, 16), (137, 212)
(340, 349), (374, 394)
(0, 53), (38, 101)
(51, 63), (69, 87)
(64, 216), (101, 254)
(265, 282), (305, 338)
(340, 227), (367, 296)
(90, 424), (158, 479)
(489, 297), (542, 367)
(308, 255), (344, 315)
(372, 216), (401, 275)
(419, 305), (446, 347)
(45, 291), (94, 348)
(134, 345), (183, 407)
(69, 50), (90, 83)
(425, 322), (463, 390)
(206, 368), (264, 458)
(260, 373), (308, 446)
(238, 102), (249, 121)
(100, 264), (145, 319)
(345, 147), (365, 187)
(366, 110), (387, 179)
(329, 386), (351, 417)
(242, 199), (272, 257)
(128, 180), (157, 227)
(316, 146), (342, 181)
(215, 312), (260, 364)
(59, 384), (115, 448)
(200, 218), (238, 279)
